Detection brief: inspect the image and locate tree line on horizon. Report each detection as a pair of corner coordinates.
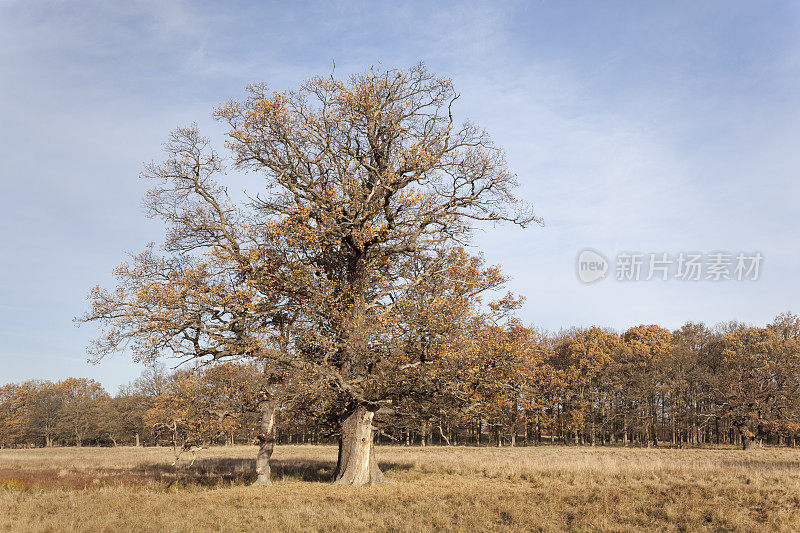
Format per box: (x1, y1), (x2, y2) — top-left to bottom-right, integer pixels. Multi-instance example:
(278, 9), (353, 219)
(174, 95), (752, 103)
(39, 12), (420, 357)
(3, 312), (800, 451)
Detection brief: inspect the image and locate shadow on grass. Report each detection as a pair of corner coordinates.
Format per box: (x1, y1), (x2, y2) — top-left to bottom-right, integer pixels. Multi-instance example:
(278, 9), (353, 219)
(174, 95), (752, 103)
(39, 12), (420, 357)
(161, 457), (413, 484)
(0, 458), (414, 491)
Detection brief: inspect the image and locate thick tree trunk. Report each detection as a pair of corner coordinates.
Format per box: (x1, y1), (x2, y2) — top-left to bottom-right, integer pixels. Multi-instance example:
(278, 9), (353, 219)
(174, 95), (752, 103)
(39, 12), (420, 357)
(739, 426), (757, 450)
(619, 412), (626, 445)
(252, 399), (276, 486)
(590, 389), (596, 446)
(333, 405), (385, 486)
(437, 424), (451, 446)
(511, 402), (518, 447)
(649, 397), (659, 447)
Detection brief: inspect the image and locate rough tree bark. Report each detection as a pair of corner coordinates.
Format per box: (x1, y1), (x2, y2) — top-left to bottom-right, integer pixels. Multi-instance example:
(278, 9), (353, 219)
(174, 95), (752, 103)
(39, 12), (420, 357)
(649, 397), (659, 447)
(252, 399), (276, 486)
(738, 425), (757, 450)
(333, 405), (385, 487)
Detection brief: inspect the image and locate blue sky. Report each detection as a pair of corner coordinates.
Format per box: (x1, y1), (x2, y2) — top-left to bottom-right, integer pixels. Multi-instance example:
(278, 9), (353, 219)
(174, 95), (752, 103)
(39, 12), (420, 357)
(1, 1), (799, 392)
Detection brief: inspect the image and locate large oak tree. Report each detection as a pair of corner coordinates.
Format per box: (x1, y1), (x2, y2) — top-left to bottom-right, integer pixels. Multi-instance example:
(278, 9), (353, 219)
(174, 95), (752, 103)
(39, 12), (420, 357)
(81, 64), (535, 485)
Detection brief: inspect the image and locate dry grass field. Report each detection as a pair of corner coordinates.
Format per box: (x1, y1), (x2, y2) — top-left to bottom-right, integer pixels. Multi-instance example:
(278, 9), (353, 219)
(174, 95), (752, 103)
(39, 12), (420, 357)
(2, 444), (800, 532)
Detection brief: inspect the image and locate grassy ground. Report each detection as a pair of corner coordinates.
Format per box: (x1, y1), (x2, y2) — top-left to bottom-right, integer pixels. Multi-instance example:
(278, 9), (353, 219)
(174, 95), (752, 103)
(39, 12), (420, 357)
(2, 444), (800, 532)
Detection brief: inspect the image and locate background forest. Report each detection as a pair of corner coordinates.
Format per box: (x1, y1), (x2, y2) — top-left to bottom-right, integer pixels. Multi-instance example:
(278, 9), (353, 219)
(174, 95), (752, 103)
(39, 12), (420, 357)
(3, 312), (799, 450)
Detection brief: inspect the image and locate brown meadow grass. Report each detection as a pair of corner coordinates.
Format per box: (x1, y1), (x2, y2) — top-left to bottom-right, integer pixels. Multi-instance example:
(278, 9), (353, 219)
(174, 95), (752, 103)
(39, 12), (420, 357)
(2, 444), (800, 532)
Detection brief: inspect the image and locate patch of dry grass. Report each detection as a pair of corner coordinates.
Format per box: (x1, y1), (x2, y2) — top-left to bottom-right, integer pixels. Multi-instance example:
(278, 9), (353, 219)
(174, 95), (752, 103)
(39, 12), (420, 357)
(2, 444), (800, 532)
